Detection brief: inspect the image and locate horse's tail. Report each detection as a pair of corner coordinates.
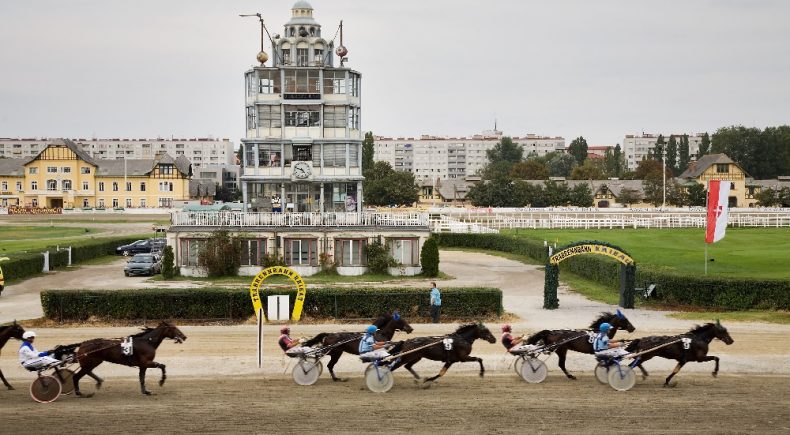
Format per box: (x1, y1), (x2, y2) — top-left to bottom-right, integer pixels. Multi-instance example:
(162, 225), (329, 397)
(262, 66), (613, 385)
(303, 333), (328, 347)
(625, 339), (641, 353)
(527, 330), (551, 345)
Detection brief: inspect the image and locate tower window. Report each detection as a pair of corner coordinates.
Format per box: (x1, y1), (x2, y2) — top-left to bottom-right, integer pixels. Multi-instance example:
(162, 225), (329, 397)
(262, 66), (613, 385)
(296, 48), (308, 66)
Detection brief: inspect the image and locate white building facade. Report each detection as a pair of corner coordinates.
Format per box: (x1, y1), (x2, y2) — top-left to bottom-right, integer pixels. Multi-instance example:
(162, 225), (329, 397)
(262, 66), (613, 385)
(240, 2), (363, 213)
(374, 131), (565, 181)
(0, 138), (235, 167)
(622, 133), (704, 170)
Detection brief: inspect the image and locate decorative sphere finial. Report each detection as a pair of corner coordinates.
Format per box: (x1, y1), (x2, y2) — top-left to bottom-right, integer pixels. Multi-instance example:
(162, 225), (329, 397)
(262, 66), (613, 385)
(257, 51), (269, 64)
(335, 45), (348, 57)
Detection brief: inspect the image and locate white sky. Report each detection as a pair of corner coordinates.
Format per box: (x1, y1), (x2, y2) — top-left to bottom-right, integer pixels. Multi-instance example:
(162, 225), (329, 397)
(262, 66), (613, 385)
(1, 0), (788, 146)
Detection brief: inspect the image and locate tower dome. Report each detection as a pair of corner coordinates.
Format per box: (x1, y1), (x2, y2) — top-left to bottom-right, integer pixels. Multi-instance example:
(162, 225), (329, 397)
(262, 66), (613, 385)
(287, 1), (318, 26)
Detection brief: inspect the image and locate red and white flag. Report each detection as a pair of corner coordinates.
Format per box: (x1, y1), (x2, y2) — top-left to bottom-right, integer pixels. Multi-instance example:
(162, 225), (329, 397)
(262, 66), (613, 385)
(705, 180), (731, 244)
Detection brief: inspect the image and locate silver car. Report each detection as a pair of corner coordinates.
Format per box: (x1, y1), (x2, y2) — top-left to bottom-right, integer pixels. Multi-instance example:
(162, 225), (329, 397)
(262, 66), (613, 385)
(124, 254), (162, 277)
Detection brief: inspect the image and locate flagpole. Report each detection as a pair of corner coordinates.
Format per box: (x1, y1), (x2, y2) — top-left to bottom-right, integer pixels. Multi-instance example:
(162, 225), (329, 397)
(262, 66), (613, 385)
(704, 179), (709, 275)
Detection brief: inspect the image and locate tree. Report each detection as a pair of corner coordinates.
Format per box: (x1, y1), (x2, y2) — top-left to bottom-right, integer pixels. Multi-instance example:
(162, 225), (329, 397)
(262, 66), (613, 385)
(567, 136), (589, 166)
(198, 231), (242, 277)
(698, 132), (711, 158)
(486, 136), (523, 165)
(686, 183), (707, 206)
(617, 187), (642, 206)
(364, 161), (419, 206)
(547, 153), (577, 177)
(666, 180), (688, 206)
(677, 135), (690, 175)
(543, 181), (571, 206)
(366, 239), (396, 274)
(161, 245), (176, 279)
(604, 144), (624, 178)
(420, 237), (440, 277)
(666, 135), (678, 175)
(568, 183), (594, 207)
(214, 183), (240, 202)
(570, 159), (604, 180)
(509, 160), (548, 180)
(642, 172), (664, 206)
(236, 144), (244, 165)
(755, 187), (780, 206)
(634, 158), (670, 180)
(362, 131), (375, 177)
(651, 135), (666, 161)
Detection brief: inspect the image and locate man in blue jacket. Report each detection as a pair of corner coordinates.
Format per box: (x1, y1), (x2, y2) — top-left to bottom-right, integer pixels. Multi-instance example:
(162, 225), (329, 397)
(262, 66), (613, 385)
(430, 282), (442, 323)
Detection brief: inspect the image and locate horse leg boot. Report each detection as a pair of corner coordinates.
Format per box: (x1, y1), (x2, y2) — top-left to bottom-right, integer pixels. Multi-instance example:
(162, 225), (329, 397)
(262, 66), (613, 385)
(0, 369), (14, 390)
(139, 367), (151, 395)
(555, 348), (576, 380)
(404, 361), (422, 381)
(635, 362), (650, 380)
(423, 362), (453, 387)
(664, 361), (686, 387)
(86, 371), (104, 389)
(326, 351), (346, 382)
(153, 362), (167, 386)
(697, 355), (720, 377)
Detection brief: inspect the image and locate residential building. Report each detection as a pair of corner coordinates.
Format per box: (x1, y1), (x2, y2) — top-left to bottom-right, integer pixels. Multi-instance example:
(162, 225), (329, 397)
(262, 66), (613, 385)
(0, 137), (235, 167)
(678, 153), (752, 207)
(622, 133), (704, 170)
(195, 164), (241, 191)
(0, 139), (191, 209)
(240, 1), (363, 213)
(374, 131), (565, 181)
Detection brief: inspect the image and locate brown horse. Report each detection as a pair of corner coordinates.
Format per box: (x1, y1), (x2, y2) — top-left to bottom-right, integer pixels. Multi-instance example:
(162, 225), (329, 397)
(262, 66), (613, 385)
(526, 310), (636, 380)
(626, 321), (734, 386)
(0, 321), (25, 390)
(302, 313), (413, 381)
(73, 321), (187, 396)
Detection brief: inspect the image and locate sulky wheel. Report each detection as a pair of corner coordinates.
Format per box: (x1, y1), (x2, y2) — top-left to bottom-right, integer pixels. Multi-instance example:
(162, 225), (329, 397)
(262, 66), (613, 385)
(292, 360), (322, 386)
(608, 365), (636, 391)
(365, 365), (394, 393)
(55, 368), (76, 395)
(519, 357), (548, 384)
(594, 362), (610, 385)
(30, 375), (62, 403)
(514, 356), (524, 375)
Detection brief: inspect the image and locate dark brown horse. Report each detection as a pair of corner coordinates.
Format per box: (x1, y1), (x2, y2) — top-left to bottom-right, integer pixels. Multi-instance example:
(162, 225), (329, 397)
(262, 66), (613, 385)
(526, 310), (636, 380)
(389, 323), (497, 385)
(73, 321), (187, 396)
(626, 321), (734, 386)
(0, 321), (25, 390)
(303, 313), (413, 381)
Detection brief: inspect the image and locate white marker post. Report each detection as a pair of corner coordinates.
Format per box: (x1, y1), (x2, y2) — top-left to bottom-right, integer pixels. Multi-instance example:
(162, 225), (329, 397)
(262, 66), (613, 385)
(257, 307), (263, 369)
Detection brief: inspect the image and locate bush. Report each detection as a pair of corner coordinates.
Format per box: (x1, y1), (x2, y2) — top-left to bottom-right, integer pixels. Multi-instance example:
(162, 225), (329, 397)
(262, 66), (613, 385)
(420, 236), (440, 277)
(198, 231), (242, 277)
(41, 286), (503, 321)
(434, 233), (549, 262)
(161, 245), (175, 280)
(366, 239), (396, 274)
(318, 252), (337, 274)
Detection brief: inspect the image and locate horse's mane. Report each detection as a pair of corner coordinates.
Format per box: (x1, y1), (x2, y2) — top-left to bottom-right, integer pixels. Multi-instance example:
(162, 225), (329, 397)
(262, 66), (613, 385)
(454, 323), (478, 335)
(373, 313), (392, 328)
(688, 323), (715, 334)
(131, 327), (155, 338)
(589, 312), (614, 329)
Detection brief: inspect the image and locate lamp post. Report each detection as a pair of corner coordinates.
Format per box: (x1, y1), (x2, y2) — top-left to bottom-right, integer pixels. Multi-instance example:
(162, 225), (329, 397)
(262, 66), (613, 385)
(661, 149), (666, 209)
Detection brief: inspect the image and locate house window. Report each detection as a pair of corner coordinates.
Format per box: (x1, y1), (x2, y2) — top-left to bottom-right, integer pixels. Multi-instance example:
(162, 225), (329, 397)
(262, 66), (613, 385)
(61, 167), (71, 173)
(240, 239), (266, 266)
(281, 48), (291, 65)
(323, 144), (347, 167)
(350, 73), (360, 97)
(99, 182), (105, 192)
(112, 198), (119, 208)
(140, 182), (146, 192)
(284, 106), (320, 127)
(83, 198), (90, 207)
(293, 145), (312, 162)
(257, 145), (282, 167)
(126, 198), (132, 208)
(126, 181), (132, 192)
(159, 197), (173, 207)
(246, 106), (257, 129)
(140, 198), (146, 207)
(112, 182), (118, 191)
(283, 69), (319, 94)
(1, 181), (6, 190)
(47, 166), (57, 173)
(47, 179), (57, 191)
(159, 182), (173, 192)
(335, 239), (368, 266)
(347, 107), (360, 129)
(29, 167), (38, 175)
(284, 238), (318, 266)
(258, 106), (282, 128)
(258, 70), (280, 94)
(82, 181), (89, 191)
(160, 165), (174, 175)
(296, 48), (308, 66)
(16, 181), (22, 191)
(388, 238), (419, 266)
(323, 106), (347, 128)
(314, 48), (323, 63)
(31, 181), (38, 190)
(179, 239), (206, 267)
(716, 164), (728, 173)
(323, 71), (346, 94)
(32, 199), (38, 207)
(62, 180), (72, 191)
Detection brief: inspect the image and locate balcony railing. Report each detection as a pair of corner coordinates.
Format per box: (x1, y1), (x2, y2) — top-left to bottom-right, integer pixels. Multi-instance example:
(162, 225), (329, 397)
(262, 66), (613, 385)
(171, 211), (429, 228)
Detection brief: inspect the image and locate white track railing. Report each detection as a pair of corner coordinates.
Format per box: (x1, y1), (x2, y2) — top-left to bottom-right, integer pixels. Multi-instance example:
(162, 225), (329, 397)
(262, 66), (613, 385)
(171, 211), (429, 227)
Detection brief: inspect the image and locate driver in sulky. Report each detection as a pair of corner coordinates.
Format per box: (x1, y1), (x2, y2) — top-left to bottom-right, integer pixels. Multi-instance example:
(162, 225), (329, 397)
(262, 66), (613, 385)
(19, 331), (61, 370)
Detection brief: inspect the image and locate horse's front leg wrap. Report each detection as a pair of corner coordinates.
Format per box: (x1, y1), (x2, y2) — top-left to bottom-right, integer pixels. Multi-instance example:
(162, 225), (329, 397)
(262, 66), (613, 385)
(139, 367), (151, 395)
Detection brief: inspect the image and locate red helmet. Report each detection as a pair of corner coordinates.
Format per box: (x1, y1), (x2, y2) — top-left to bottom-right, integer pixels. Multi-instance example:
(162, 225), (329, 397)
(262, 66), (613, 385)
(280, 326), (290, 334)
(501, 324), (511, 333)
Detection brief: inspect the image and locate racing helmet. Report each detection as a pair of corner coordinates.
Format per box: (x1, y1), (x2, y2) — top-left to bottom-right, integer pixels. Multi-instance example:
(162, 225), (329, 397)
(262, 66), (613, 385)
(280, 326), (290, 334)
(599, 322), (612, 332)
(501, 324), (512, 333)
(23, 331), (36, 340)
(366, 325), (378, 334)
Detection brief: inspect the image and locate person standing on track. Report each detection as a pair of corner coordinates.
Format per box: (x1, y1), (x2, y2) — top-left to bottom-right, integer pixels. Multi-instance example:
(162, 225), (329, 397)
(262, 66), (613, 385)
(358, 325), (391, 360)
(18, 331), (60, 370)
(593, 323), (628, 360)
(429, 282), (442, 323)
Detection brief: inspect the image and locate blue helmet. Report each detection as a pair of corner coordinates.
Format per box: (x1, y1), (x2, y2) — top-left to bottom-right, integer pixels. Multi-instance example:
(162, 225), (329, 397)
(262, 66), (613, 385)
(366, 325), (378, 334)
(599, 323), (612, 332)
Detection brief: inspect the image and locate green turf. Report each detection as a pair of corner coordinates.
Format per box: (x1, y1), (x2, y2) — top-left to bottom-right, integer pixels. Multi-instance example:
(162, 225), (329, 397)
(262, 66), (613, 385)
(502, 227), (790, 280)
(668, 311), (790, 325)
(0, 226), (101, 253)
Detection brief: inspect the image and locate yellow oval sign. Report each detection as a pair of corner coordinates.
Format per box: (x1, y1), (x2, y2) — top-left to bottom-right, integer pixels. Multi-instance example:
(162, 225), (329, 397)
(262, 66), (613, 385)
(249, 266), (307, 322)
(549, 243), (634, 266)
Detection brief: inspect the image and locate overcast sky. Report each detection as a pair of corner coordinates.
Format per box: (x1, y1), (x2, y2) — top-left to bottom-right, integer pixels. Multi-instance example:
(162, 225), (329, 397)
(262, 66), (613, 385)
(1, 1), (788, 146)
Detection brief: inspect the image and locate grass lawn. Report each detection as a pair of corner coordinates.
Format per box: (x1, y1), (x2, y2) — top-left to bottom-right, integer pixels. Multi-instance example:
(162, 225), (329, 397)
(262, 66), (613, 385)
(0, 226), (155, 255)
(668, 311), (790, 325)
(502, 227), (790, 280)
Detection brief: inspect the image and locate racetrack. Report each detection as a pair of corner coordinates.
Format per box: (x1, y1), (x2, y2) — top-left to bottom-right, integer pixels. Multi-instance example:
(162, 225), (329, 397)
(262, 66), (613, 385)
(1, 373), (788, 434)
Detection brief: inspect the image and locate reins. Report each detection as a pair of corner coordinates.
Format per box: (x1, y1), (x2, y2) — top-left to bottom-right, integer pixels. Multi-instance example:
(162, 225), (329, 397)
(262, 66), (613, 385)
(382, 338), (446, 362)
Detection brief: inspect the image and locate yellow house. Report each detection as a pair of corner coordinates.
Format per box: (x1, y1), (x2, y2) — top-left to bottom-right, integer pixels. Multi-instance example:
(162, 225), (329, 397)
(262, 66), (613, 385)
(678, 153), (751, 207)
(0, 139), (191, 209)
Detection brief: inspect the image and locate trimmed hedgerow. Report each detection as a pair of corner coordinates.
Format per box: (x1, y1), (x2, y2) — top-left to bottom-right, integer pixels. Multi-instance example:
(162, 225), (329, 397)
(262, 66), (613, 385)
(41, 286), (503, 321)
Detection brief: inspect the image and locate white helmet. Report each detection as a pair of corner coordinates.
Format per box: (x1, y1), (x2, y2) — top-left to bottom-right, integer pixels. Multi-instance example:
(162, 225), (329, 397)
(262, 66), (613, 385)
(22, 331), (36, 340)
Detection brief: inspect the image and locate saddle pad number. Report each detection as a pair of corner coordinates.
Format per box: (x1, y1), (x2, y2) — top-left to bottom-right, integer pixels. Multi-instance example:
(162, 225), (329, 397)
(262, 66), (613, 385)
(587, 331), (596, 344)
(121, 337), (134, 356)
(443, 338), (453, 351)
(681, 338), (692, 350)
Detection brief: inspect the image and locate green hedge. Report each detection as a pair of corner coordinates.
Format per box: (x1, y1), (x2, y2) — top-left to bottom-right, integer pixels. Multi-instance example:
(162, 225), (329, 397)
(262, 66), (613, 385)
(41, 286), (503, 321)
(2, 236), (147, 283)
(435, 233), (789, 311)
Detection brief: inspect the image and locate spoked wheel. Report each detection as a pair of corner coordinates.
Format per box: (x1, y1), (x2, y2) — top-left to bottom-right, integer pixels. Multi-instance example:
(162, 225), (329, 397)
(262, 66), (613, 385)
(513, 356), (524, 375)
(608, 365), (636, 391)
(55, 368), (75, 395)
(594, 362), (610, 384)
(30, 375), (62, 403)
(364, 365), (394, 393)
(292, 360), (322, 386)
(519, 357), (548, 383)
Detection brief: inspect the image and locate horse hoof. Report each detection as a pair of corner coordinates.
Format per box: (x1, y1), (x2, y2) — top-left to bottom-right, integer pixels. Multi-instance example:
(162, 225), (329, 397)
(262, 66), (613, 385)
(420, 382), (432, 390)
(6, 386), (14, 391)
(568, 375), (577, 381)
(664, 380), (678, 388)
(478, 373), (484, 378)
(711, 372), (718, 378)
(159, 380), (166, 387)
(96, 382), (103, 390)
(143, 390), (152, 395)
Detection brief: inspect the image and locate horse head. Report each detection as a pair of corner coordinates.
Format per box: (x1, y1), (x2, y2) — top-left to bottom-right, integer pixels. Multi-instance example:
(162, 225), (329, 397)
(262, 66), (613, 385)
(390, 311), (413, 334)
(160, 321), (187, 344)
(1, 320), (25, 340)
(610, 309), (636, 333)
(713, 320), (734, 345)
(476, 323), (496, 344)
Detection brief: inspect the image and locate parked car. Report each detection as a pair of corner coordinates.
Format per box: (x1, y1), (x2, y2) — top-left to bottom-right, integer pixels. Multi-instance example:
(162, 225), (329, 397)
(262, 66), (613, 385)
(116, 240), (152, 256)
(124, 254), (161, 276)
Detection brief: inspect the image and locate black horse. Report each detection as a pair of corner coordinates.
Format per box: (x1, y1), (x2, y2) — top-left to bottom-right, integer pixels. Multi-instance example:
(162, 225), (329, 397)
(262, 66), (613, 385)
(626, 321), (734, 386)
(0, 321), (25, 390)
(526, 310), (636, 380)
(73, 321), (187, 396)
(303, 313), (413, 381)
(389, 323), (497, 385)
